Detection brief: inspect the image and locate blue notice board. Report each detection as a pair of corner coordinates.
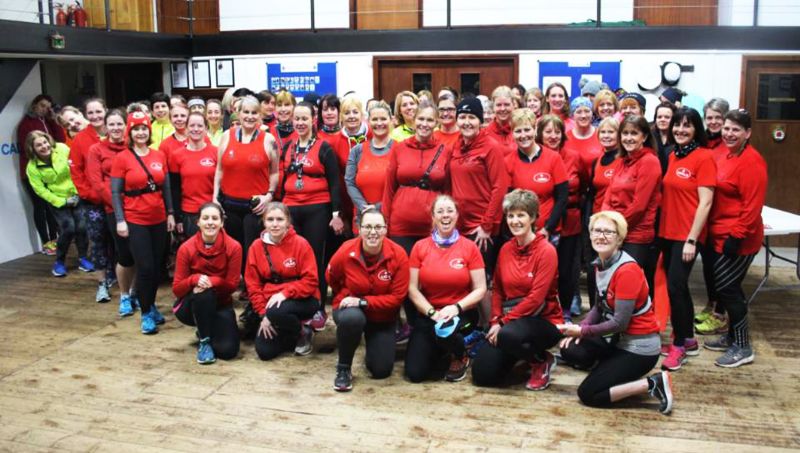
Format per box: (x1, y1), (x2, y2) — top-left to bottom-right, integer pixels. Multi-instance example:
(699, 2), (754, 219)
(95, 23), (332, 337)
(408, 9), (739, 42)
(267, 62), (337, 97)
(538, 61), (621, 98)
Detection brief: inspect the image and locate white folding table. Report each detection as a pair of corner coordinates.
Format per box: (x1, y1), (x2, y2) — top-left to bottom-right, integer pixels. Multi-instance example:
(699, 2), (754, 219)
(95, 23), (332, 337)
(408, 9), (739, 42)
(748, 206), (800, 303)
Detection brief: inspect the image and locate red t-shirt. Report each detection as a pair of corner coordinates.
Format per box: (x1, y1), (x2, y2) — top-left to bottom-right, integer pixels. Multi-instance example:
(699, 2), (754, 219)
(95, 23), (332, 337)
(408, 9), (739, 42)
(355, 143), (393, 206)
(659, 148), (717, 242)
(601, 148), (662, 244)
(169, 144), (218, 214)
(505, 148), (568, 232)
(280, 138), (335, 207)
(566, 128), (602, 178)
(555, 145), (585, 236)
(491, 234), (563, 326)
(484, 120), (516, 157)
(318, 129), (354, 222)
(68, 127), (103, 204)
(601, 262), (658, 336)
(158, 133), (187, 164)
(220, 129), (271, 200)
(87, 140), (127, 213)
(110, 148), (168, 225)
(708, 145), (767, 255)
(591, 153), (622, 215)
(434, 129), (461, 149)
(409, 236), (484, 309)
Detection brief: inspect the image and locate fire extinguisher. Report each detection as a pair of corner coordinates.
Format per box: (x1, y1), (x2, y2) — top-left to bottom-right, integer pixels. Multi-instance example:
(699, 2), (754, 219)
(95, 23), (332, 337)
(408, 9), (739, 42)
(55, 3), (67, 26)
(66, 3), (76, 26)
(72, 1), (88, 28)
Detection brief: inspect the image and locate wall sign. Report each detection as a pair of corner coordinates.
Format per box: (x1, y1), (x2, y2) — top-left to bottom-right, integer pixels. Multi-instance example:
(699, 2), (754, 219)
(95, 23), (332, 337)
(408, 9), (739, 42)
(267, 62), (337, 97)
(538, 61), (621, 98)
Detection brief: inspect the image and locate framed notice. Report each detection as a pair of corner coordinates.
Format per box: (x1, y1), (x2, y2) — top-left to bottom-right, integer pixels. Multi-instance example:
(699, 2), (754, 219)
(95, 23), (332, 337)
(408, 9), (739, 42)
(170, 61), (189, 89)
(215, 59), (235, 88)
(192, 60), (211, 88)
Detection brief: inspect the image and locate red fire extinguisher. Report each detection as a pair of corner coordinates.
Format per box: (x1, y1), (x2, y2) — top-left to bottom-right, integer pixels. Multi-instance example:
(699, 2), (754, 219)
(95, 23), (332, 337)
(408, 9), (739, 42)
(72, 1), (88, 28)
(55, 3), (67, 26)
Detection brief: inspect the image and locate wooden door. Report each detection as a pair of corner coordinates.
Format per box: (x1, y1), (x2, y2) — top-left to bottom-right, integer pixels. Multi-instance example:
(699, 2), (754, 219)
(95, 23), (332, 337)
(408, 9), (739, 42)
(374, 56), (518, 105)
(104, 63), (164, 109)
(355, 0), (420, 30)
(742, 56), (800, 246)
(84, 0), (154, 31)
(634, 0), (718, 26)
(158, 0), (219, 35)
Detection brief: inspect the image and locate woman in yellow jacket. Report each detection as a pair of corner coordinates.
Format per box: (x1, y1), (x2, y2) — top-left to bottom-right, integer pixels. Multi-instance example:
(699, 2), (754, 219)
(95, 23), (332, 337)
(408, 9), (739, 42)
(25, 130), (94, 277)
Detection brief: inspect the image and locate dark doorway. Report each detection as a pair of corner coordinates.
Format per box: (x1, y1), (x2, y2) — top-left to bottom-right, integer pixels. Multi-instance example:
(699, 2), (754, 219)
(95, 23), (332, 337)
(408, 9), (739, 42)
(373, 55), (518, 104)
(104, 63), (164, 109)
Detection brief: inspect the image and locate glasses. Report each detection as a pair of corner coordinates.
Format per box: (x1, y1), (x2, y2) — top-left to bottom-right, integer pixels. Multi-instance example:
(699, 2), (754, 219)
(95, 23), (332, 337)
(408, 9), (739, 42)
(590, 228), (618, 239)
(361, 225), (387, 233)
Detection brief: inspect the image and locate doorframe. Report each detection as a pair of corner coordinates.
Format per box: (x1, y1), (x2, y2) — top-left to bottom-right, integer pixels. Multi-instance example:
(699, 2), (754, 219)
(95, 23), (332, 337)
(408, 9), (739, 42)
(740, 55), (800, 119)
(372, 54), (520, 101)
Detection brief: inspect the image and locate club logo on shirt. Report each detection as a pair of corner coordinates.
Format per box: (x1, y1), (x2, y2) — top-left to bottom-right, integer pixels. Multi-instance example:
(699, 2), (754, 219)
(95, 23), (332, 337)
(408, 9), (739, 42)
(228, 149), (235, 158)
(603, 169), (615, 179)
(533, 172), (551, 183)
(377, 269), (392, 281)
(449, 258), (466, 269)
(150, 162), (163, 171)
(296, 157), (314, 167)
(199, 157), (215, 167)
(283, 258), (296, 268)
(527, 272), (534, 278)
(675, 167), (692, 179)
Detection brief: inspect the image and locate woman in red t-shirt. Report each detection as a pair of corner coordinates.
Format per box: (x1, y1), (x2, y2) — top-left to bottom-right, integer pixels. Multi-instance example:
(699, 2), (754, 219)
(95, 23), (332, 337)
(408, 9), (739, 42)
(593, 89), (619, 125)
(658, 107), (716, 371)
(173, 202), (242, 364)
(483, 86), (516, 156)
(601, 115), (662, 294)
(171, 112), (219, 237)
(567, 97), (601, 178)
(111, 112), (175, 335)
(524, 88), (544, 123)
(472, 189), (563, 391)
(538, 114), (585, 322)
(406, 195), (487, 383)
(327, 208), (409, 391)
(245, 202), (320, 360)
(433, 95), (460, 149)
(213, 95), (279, 278)
(345, 101), (395, 227)
(559, 211), (674, 415)
(704, 109), (767, 368)
(652, 102), (676, 174)
(543, 82), (572, 133)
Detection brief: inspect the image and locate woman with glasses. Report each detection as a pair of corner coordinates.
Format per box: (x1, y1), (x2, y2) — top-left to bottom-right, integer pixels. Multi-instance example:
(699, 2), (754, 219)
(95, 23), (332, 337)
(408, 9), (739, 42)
(326, 208), (409, 391)
(433, 94), (460, 149)
(559, 210), (674, 415)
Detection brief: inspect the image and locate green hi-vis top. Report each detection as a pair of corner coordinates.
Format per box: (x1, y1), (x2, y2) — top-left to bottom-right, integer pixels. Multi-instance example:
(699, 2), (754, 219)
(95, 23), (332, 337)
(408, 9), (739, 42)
(26, 142), (78, 208)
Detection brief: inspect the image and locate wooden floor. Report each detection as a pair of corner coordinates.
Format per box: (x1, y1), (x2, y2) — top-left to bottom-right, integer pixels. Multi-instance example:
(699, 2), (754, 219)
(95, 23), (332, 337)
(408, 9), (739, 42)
(1, 253), (799, 452)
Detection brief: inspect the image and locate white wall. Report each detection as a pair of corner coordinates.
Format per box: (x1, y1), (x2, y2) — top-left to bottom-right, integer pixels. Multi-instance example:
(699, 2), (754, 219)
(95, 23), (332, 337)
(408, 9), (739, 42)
(219, 0), (349, 31)
(0, 0), (50, 23)
(424, 0), (633, 26)
(0, 62), (44, 263)
(757, 0), (800, 26)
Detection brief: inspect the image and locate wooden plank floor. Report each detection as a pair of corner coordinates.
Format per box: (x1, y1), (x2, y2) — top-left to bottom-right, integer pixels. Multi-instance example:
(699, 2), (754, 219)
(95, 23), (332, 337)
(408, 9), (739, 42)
(1, 253), (799, 452)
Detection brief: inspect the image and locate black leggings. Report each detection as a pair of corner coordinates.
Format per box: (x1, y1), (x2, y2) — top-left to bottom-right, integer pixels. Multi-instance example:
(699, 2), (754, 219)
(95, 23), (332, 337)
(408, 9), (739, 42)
(173, 290), (240, 360)
(712, 250), (755, 348)
(333, 308), (396, 378)
(85, 203), (112, 277)
(182, 213), (199, 239)
(50, 205), (88, 262)
(289, 203), (331, 308)
(404, 310), (478, 383)
(558, 234), (582, 313)
(661, 239), (697, 346)
(127, 222), (167, 313)
(24, 180), (58, 244)
(472, 317), (562, 387)
(219, 199), (262, 274)
(107, 212), (134, 268)
(561, 336), (658, 407)
(622, 241), (657, 300)
(390, 235), (424, 325)
(254, 297), (319, 361)
(700, 242), (724, 314)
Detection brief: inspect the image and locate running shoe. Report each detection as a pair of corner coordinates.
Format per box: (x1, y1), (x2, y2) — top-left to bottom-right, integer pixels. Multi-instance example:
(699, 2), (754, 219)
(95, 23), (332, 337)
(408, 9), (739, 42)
(78, 257), (95, 273)
(141, 311), (158, 335)
(695, 313), (727, 335)
(445, 355), (471, 382)
(395, 322), (412, 345)
(715, 345), (754, 368)
(334, 364), (353, 392)
(197, 337), (216, 364)
(149, 304), (165, 325)
(661, 338), (699, 357)
(648, 371), (674, 415)
(95, 281), (111, 303)
(52, 260), (67, 277)
(704, 335), (732, 352)
(119, 294), (134, 317)
(42, 240), (57, 256)
(294, 326), (314, 356)
(661, 345), (687, 371)
(526, 351), (556, 391)
(570, 294), (582, 317)
(694, 305), (714, 324)
(308, 309), (328, 332)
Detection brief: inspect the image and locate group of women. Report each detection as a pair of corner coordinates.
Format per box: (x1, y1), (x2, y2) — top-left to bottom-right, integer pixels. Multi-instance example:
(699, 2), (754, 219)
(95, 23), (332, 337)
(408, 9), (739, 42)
(16, 79), (768, 414)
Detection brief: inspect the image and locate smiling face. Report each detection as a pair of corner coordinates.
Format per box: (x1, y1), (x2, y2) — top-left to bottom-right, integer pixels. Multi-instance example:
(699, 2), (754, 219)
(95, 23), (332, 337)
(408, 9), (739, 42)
(359, 211), (387, 252)
(264, 207), (290, 242)
(276, 101), (294, 123)
(85, 101), (106, 129)
(597, 100), (615, 119)
(239, 102), (261, 132)
(457, 112), (481, 142)
(106, 114), (126, 143)
(655, 107), (673, 133)
(541, 122), (562, 149)
(598, 123), (618, 150)
(722, 119), (751, 152)
(293, 105), (314, 140)
(32, 98), (52, 117)
(672, 116), (696, 147)
(506, 209), (535, 239)
(590, 217), (622, 257)
(197, 205), (223, 241)
(321, 101), (340, 128)
(206, 102), (222, 128)
(400, 96), (418, 125)
(547, 86), (566, 112)
(187, 114), (206, 143)
(705, 108), (724, 134)
(493, 96), (513, 123)
(573, 106), (593, 128)
(152, 101), (169, 120)
(432, 197), (458, 237)
(438, 98), (456, 128)
(60, 110), (85, 133)
(526, 96), (542, 115)
(32, 136), (52, 160)
(620, 102), (642, 117)
(414, 106), (437, 142)
(170, 106), (189, 131)
(261, 98), (276, 117)
(130, 124), (150, 147)
(369, 107), (391, 140)
(342, 106), (362, 132)
(512, 120), (536, 152)
(619, 123), (646, 154)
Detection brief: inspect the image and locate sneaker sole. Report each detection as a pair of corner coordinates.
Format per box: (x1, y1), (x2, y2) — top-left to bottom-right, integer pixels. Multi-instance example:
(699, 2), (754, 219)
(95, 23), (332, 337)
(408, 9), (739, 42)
(445, 372), (469, 382)
(119, 311), (134, 317)
(79, 267), (95, 273)
(333, 384), (353, 392)
(715, 354), (754, 368)
(294, 348), (313, 356)
(660, 371), (674, 415)
(141, 328), (158, 335)
(52, 272), (66, 277)
(661, 357), (687, 371)
(96, 298), (111, 303)
(695, 326), (728, 335)
(197, 358), (217, 365)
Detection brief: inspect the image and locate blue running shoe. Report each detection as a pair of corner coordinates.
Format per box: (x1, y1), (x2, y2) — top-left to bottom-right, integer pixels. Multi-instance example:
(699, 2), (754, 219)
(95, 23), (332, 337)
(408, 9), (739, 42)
(141, 311), (158, 335)
(150, 304), (165, 325)
(52, 261), (67, 277)
(78, 257), (95, 273)
(197, 337), (216, 364)
(119, 294), (134, 317)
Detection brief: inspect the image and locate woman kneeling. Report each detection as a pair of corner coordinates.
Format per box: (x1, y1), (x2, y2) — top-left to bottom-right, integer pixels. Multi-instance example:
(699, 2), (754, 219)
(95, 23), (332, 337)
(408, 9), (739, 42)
(558, 210), (674, 415)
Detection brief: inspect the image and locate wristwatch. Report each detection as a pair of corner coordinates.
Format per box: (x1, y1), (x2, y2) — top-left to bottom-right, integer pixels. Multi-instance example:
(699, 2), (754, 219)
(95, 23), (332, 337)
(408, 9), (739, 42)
(358, 298), (368, 308)
(426, 307), (436, 318)
(686, 238), (697, 245)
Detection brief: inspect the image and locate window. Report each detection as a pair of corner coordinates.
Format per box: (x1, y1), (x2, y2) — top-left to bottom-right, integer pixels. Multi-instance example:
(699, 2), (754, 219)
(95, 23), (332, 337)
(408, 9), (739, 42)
(757, 73), (800, 121)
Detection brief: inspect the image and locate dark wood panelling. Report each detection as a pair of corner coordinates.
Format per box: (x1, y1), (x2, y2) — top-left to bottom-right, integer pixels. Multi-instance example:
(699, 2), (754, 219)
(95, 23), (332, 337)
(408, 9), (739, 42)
(355, 0), (420, 30)
(158, 0), (219, 35)
(634, 0), (718, 26)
